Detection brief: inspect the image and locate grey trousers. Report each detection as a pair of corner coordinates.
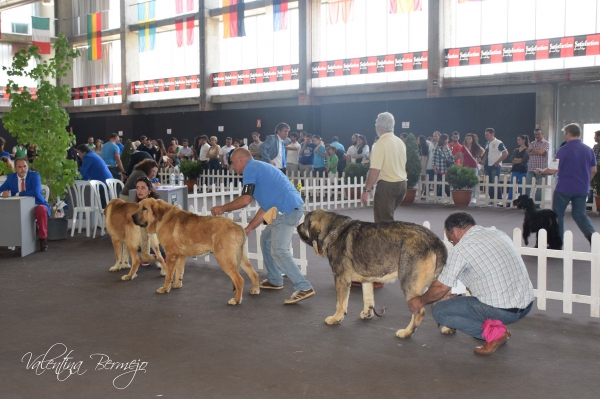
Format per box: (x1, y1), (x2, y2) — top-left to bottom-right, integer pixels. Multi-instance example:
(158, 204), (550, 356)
(373, 180), (407, 222)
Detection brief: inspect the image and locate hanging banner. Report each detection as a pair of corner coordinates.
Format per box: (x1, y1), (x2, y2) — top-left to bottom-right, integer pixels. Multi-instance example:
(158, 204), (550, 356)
(211, 64), (299, 87)
(445, 33), (600, 67)
(311, 51), (428, 79)
(1, 86), (37, 99)
(130, 75), (200, 94)
(71, 84), (122, 100)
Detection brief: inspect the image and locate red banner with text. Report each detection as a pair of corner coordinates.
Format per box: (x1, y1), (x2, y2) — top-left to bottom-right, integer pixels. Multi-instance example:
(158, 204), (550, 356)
(212, 64), (299, 87)
(130, 75), (200, 94)
(311, 51), (428, 78)
(71, 84), (122, 100)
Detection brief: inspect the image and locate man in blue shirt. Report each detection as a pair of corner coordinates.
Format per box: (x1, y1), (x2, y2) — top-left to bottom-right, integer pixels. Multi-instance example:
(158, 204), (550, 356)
(312, 135), (327, 177)
(78, 144), (114, 206)
(101, 133), (126, 181)
(298, 134), (315, 177)
(329, 136), (345, 152)
(211, 149), (314, 304)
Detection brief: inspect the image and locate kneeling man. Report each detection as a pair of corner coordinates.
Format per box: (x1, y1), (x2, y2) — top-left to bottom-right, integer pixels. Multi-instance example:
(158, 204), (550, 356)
(409, 211), (534, 355)
(0, 158), (51, 251)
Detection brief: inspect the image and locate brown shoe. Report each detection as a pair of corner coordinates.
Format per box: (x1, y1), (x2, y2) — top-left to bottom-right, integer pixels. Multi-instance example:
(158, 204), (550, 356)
(284, 288), (315, 304)
(259, 279), (283, 290)
(39, 239), (48, 252)
(474, 330), (511, 355)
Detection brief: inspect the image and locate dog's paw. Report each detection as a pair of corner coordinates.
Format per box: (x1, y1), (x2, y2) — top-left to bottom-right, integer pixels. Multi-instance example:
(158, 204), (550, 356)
(109, 265), (120, 272)
(325, 316), (343, 325)
(121, 273), (136, 281)
(228, 298), (241, 305)
(172, 281), (183, 289)
(360, 309), (374, 320)
(396, 328), (412, 339)
(121, 263), (131, 270)
(440, 326), (456, 335)
(156, 286), (170, 294)
(250, 287), (260, 295)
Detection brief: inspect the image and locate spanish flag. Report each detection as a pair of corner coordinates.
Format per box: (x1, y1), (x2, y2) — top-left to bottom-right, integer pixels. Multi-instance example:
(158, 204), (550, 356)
(87, 12), (102, 61)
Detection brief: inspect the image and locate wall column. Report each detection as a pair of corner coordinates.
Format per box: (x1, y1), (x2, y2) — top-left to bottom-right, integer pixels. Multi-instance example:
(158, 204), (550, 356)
(427, 0), (447, 98)
(121, 0), (139, 115)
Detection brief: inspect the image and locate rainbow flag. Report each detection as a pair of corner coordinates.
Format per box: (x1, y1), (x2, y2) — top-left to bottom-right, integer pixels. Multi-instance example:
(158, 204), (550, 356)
(87, 12), (102, 60)
(389, 0), (422, 13)
(138, 1), (156, 52)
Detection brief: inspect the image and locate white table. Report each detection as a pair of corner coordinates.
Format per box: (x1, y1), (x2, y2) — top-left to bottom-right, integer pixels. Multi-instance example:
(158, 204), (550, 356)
(0, 196), (36, 257)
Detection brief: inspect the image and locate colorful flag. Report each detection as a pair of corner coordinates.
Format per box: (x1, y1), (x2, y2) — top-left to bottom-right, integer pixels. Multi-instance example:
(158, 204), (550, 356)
(175, 19), (184, 48)
(87, 12), (102, 60)
(138, 1), (156, 52)
(31, 16), (51, 54)
(274, 0), (288, 31)
(389, 0), (422, 13)
(186, 17), (195, 45)
(328, 0), (354, 25)
(223, 0), (246, 38)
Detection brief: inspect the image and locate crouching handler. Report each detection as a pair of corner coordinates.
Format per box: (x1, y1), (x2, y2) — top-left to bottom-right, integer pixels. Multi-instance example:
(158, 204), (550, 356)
(408, 211), (534, 355)
(211, 148), (315, 304)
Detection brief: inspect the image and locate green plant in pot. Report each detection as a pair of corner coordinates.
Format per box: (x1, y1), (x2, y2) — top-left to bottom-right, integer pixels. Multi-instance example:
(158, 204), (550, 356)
(179, 160), (203, 193)
(2, 35), (80, 235)
(343, 162), (367, 200)
(403, 133), (421, 204)
(446, 164), (479, 206)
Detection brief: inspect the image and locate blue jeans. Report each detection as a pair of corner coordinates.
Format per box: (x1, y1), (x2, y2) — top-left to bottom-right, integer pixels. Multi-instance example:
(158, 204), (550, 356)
(552, 191), (596, 244)
(525, 171), (543, 202)
(436, 173), (450, 197)
(261, 206), (312, 291)
(507, 171), (527, 200)
(432, 296), (533, 340)
(485, 165), (502, 199)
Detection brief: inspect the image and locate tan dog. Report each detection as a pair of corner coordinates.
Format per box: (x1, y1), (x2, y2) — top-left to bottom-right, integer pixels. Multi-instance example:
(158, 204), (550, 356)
(131, 198), (260, 304)
(105, 199), (167, 279)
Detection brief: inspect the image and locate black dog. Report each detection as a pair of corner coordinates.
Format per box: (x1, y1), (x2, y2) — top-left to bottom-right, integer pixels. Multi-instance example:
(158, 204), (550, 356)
(513, 194), (562, 249)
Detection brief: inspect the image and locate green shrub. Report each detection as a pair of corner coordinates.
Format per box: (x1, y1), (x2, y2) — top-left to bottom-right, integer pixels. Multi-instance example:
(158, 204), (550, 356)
(179, 160), (203, 180)
(343, 162), (367, 183)
(405, 133), (421, 188)
(446, 164), (479, 190)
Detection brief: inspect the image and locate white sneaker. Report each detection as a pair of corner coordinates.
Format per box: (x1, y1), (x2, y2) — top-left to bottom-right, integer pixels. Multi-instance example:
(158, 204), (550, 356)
(470, 198), (476, 204)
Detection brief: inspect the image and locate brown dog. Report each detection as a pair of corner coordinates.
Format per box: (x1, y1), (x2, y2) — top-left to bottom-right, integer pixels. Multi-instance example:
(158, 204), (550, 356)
(131, 198), (260, 304)
(105, 199), (167, 279)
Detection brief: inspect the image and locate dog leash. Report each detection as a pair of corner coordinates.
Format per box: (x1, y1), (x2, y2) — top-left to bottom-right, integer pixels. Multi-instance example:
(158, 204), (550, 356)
(369, 305), (387, 317)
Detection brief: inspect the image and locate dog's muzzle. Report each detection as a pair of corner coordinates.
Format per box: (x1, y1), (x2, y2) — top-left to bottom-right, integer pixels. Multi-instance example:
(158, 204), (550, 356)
(132, 214), (147, 228)
(296, 225), (312, 246)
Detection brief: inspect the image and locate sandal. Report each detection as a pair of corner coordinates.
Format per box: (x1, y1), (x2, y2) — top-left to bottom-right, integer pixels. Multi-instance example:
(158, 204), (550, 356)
(284, 289), (315, 304)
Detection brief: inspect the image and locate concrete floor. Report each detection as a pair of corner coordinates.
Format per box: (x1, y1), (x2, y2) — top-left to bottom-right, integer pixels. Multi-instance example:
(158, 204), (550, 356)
(1, 204), (599, 399)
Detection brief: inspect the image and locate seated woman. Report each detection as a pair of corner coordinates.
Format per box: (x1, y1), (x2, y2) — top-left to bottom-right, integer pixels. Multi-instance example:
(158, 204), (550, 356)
(134, 176), (165, 264)
(120, 159), (159, 201)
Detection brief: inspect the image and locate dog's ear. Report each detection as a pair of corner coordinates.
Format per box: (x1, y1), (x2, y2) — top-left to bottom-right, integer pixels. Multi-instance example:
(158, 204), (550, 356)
(151, 199), (166, 222)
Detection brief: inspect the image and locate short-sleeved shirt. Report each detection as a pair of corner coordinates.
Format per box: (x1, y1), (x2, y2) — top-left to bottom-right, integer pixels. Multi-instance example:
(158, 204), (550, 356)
(527, 139), (549, 171)
(179, 146), (193, 158)
(249, 141), (263, 160)
(330, 141), (345, 152)
(369, 132), (407, 182)
(346, 145), (358, 163)
(79, 152), (113, 183)
(299, 142), (315, 165)
(286, 141), (301, 165)
(198, 143), (210, 161)
(101, 141), (120, 167)
(242, 159), (303, 213)
(327, 154), (338, 174)
(437, 225), (535, 309)
(554, 139), (597, 194)
(312, 145), (326, 168)
(449, 142), (463, 165)
(460, 144), (479, 168)
(220, 145), (235, 166)
(426, 141), (435, 170)
(484, 138), (506, 166)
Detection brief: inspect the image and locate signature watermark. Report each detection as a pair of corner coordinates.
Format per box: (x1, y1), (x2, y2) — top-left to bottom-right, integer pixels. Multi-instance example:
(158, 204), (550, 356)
(21, 343), (148, 389)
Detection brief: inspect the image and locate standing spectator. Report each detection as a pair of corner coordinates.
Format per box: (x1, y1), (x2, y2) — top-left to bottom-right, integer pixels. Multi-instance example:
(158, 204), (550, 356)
(361, 112), (407, 222)
(178, 139), (194, 161)
(432, 131), (440, 146)
(77, 144), (113, 205)
(329, 136), (345, 152)
(259, 123), (290, 173)
(325, 145), (339, 183)
(116, 137), (124, 154)
(167, 138), (181, 166)
(101, 133), (127, 181)
(537, 123), (597, 245)
(26, 144), (38, 164)
(0, 137), (11, 159)
(311, 135), (327, 177)
(525, 128), (550, 203)
(12, 143), (27, 160)
(350, 134), (369, 165)
(346, 134), (358, 164)
(196, 135), (210, 170)
(418, 135), (429, 193)
(506, 135), (530, 202)
(155, 139), (167, 167)
(482, 128), (508, 203)
(94, 139), (103, 156)
(458, 133), (484, 203)
(219, 137), (235, 171)
(86, 136), (95, 151)
(206, 136), (222, 187)
(285, 132), (301, 177)
(298, 134), (315, 177)
(137, 136), (156, 158)
(432, 134), (454, 199)
(0, 158), (50, 251)
(211, 149), (314, 304)
(591, 130), (600, 205)
(249, 132), (263, 161)
(449, 131), (463, 165)
(425, 134), (436, 190)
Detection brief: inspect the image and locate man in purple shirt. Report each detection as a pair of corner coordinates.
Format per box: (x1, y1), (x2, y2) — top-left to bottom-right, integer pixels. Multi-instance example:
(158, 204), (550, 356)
(537, 123), (597, 245)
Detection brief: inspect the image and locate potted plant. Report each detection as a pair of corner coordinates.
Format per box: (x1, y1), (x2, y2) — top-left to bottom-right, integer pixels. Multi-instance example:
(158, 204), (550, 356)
(592, 172), (600, 214)
(446, 164), (479, 206)
(2, 35), (80, 239)
(403, 133), (421, 204)
(343, 162), (367, 200)
(179, 160), (203, 193)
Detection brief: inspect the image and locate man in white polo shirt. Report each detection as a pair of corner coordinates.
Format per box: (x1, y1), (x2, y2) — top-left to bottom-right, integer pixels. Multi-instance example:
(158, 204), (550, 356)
(482, 128), (508, 203)
(361, 112), (407, 222)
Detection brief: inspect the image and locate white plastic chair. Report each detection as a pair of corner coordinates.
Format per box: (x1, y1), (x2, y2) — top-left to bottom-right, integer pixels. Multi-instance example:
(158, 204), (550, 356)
(105, 178), (124, 200)
(69, 181), (101, 237)
(41, 184), (50, 202)
(89, 180), (110, 238)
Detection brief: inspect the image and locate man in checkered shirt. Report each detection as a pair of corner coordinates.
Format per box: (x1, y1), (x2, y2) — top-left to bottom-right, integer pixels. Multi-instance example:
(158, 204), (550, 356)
(526, 128), (549, 203)
(409, 212), (534, 355)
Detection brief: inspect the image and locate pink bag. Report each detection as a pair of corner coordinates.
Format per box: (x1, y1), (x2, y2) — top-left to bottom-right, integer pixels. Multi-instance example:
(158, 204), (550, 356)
(481, 319), (506, 342)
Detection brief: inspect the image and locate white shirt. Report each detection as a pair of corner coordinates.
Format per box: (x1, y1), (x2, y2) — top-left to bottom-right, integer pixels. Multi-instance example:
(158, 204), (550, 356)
(273, 137), (284, 169)
(426, 141), (435, 170)
(347, 145), (358, 163)
(286, 141), (301, 165)
(198, 143), (210, 161)
(219, 145), (235, 166)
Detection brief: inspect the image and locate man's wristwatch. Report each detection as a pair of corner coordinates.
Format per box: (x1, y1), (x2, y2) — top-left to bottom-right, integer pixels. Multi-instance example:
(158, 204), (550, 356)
(363, 188), (371, 192)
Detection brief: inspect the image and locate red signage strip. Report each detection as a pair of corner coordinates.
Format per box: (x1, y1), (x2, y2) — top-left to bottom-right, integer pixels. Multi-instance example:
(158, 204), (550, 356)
(211, 64), (299, 87)
(130, 76), (200, 95)
(71, 84), (122, 100)
(445, 33), (600, 67)
(1, 86), (38, 100)
(311, 51), (428, 79)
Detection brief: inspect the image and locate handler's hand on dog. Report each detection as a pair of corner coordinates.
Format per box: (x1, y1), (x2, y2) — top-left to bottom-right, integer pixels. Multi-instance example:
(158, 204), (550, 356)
(408, 296), (423, 314)
(361, 191), (370, 204)
(211, 206), (223, 216)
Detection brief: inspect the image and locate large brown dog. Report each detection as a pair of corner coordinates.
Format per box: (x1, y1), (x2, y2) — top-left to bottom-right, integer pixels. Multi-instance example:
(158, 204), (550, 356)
(105, 199), (167, 279)
(131, 198), (260, 304)
(297, 209), (448, 338)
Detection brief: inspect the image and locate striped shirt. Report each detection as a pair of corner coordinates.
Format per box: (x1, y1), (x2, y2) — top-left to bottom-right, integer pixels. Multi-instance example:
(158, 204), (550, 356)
(527, 139), (549, 171)
(437, 225), (535, 309)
